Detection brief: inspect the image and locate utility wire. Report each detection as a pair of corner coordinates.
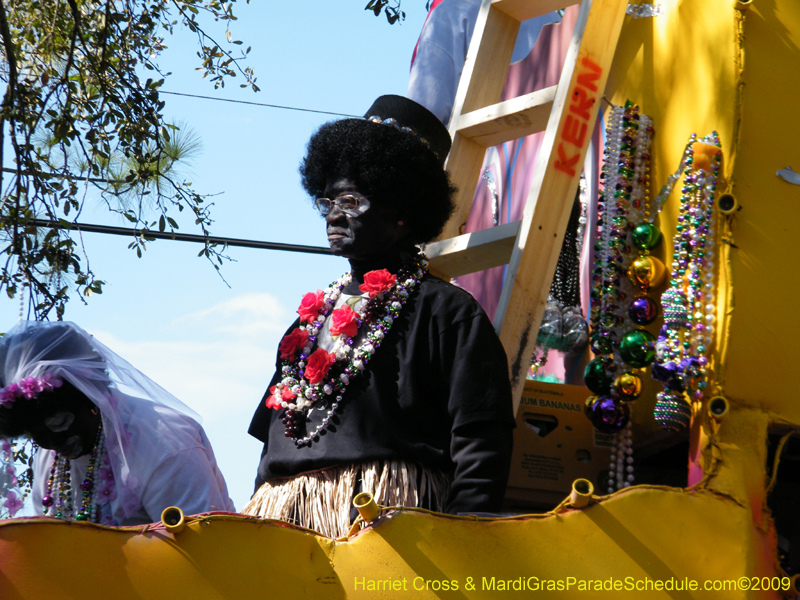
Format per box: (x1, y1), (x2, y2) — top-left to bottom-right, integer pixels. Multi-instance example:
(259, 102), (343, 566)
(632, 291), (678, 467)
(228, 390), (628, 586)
(31, 219), (333, 256)
(2, 167), (114, 184)
(160, 90), (360, 118)
(6, 89), (353, 254)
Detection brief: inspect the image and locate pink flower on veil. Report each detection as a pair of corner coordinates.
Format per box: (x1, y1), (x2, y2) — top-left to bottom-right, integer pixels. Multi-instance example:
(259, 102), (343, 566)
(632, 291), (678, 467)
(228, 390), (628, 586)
(1, 373), (62, 407)
(0, 384), (19, 407)
(96, 480), (117, 505)
(3, 491), (23, 516)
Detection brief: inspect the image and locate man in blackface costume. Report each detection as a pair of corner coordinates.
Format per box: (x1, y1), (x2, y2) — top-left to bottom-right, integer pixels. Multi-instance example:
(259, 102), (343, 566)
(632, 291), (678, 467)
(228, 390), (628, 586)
(244, 95), (515, 538)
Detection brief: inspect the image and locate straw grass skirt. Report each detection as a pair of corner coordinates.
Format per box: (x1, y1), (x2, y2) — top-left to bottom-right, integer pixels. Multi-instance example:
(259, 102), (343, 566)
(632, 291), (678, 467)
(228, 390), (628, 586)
(242, 460), (451, 538)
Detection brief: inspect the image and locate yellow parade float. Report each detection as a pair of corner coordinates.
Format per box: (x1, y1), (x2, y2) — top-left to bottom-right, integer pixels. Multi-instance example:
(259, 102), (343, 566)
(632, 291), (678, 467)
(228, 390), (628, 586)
(2, 0), (799, 598)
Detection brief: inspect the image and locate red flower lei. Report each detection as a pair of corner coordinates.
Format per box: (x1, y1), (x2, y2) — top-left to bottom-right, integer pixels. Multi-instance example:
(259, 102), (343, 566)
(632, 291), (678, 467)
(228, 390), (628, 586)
(266, 255), (429, 447)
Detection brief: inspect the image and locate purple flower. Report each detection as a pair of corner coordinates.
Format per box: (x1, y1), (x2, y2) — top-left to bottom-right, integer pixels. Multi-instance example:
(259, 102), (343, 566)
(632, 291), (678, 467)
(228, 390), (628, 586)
(40, 373), (62, 391)
(1, 439), (11, 453)
(3, 491), (23, 516)
(0, 384), (19, 407)
(18, 377), (43, 399)
(0, 374), (62, 406)
(96, 480), (117, 505)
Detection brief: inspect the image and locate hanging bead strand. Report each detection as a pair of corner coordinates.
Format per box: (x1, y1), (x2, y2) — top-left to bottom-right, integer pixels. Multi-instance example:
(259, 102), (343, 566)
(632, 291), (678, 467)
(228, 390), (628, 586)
(653, 132), (722, 431)
(43, 422), (105, 522)
(586, 101), (656, 446)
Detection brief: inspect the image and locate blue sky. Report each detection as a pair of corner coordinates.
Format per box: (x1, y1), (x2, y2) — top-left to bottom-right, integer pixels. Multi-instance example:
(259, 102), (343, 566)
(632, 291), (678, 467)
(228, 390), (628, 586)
(1, 2), (431, 511)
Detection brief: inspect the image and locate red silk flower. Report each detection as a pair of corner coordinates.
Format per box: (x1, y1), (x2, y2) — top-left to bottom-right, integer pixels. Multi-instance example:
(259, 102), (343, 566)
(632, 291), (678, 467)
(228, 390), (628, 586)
(304, 348), (336, 385)
(359, 269), (397, 298)
(330, 305), (359, 338)
(279, 328), (309, 360)
(297, 290), (325, 323)
(267, 385), (294, 409)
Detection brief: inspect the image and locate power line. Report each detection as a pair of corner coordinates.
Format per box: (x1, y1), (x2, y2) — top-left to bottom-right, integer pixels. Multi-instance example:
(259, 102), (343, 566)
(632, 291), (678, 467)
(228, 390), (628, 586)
(160, 90), (360, 118)
(2, 167), (113, 184)
(31, 219), (333, 256)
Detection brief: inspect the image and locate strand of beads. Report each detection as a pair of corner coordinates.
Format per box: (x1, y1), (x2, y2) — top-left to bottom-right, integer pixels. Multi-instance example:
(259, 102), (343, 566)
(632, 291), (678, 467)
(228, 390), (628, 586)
(44, 455), (72, 518)
(586, 102), (656, 440)
(42, 423), (104, 521)
(585, 101), (657, 493)
(75, 425), (104, 521)
(586, 104), (628, 431)
(607, 421), (634, 492)
(652, 132), (721, 431)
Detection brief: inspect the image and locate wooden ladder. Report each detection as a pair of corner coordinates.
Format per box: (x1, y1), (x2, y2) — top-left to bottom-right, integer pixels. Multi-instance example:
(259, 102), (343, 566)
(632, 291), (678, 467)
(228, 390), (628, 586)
(424, 0), (628, 413)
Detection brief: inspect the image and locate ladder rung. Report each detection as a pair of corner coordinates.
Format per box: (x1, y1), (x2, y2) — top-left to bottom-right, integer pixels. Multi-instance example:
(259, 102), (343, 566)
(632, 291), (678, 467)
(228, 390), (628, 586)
(492, 0), (581, 22)
(425, 221), (520, 279)
(455, 86), (557, 148)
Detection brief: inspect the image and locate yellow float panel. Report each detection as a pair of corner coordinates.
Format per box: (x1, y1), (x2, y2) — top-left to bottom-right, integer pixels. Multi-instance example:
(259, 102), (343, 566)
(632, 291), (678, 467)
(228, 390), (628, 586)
(0, 488), (787, 599)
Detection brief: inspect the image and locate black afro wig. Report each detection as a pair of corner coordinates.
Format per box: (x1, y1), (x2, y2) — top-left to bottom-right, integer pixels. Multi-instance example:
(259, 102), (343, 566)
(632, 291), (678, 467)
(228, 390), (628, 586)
(299, 119), (457, 245)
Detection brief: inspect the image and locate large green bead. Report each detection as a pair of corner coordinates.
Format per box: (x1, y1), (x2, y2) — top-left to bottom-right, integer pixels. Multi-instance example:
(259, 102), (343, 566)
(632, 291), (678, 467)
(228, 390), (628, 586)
(631, 222), (662, 251)
(584, 358), (612, 394)
(590, 332), (613, 355)
(619, 328), (657, 368)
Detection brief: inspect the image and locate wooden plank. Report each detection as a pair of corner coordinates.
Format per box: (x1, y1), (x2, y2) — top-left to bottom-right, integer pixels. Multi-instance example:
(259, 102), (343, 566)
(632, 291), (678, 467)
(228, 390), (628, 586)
(440, 132), (487, 238)
(456, 86), (557, 148)
(493, 0), (581, 22)
(453, 3), (520, 118)
(424, 220), (520, 279)
(492, 0), (629, 414)
(440, 2), (520, 241)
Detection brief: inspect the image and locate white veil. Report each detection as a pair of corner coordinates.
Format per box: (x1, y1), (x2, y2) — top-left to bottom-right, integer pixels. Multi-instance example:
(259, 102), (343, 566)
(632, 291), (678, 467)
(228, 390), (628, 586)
(0, 321), (206, 520)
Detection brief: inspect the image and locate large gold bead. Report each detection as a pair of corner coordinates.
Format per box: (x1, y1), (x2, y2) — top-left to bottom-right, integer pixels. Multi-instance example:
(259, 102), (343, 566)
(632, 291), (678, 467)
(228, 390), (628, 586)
(627, 255), (666, 289)
(613, 372), (642, 401)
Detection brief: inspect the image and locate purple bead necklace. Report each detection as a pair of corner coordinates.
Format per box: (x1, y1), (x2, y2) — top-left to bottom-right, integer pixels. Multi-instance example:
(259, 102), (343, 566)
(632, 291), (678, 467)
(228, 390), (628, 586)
(42, 422), (105, 521)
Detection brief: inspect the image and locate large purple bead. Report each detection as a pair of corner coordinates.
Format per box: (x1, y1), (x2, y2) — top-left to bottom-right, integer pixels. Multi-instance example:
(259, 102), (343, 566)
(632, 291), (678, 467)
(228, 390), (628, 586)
(81, 480), (94, 492)
(41, 495), (54, 508)
(629, 296), (659, 325)
(589, 395), (630, 433)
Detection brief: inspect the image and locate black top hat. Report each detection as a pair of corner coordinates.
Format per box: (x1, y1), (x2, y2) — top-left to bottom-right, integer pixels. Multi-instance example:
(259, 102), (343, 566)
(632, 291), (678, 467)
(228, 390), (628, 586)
(362, 95), (451, 165)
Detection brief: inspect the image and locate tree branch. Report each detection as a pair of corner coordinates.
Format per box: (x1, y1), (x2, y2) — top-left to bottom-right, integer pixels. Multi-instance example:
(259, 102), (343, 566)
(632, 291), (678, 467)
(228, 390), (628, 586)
(0, 0), (18, 239)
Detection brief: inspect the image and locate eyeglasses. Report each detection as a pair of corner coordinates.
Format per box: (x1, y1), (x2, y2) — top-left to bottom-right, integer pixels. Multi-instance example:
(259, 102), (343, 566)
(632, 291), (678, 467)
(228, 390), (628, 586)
(314, 194), (371, 217)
